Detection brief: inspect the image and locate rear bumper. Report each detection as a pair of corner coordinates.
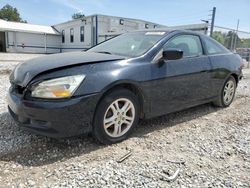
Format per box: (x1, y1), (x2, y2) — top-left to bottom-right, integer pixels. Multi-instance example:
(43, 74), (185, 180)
(7, 91), (100, 138)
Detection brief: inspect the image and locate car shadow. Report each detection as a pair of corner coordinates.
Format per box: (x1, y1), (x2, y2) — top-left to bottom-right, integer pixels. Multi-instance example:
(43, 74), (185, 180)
(0, 103), (221, 167)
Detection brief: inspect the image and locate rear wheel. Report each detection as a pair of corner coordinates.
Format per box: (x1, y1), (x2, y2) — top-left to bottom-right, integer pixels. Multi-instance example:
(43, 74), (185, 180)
(213, 76), (236, 107)
(93, 88), (139, 144)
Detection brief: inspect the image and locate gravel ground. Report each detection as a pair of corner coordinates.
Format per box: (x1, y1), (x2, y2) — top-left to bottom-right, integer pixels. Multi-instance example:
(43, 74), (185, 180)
(0, 55), (249, 187)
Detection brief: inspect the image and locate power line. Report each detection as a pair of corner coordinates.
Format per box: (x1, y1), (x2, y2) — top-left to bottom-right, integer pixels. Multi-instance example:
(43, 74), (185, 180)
(165, 14), (209, 22)
(170, 19), (206, 25)
(214, 25), (250, 34)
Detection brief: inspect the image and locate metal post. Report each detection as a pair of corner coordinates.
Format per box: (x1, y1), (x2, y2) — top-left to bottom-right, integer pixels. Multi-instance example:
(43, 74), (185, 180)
(44, 33), (47, 53)
(230, 30), (235, 50)
(95, 15), (98, 45)
(210, 7), (216, 37)
(233, 19), (240, 51)
(14, 31), (17, 48)
(91, 16), (94, 46)
(12, 31), (17, 52)
(201, 20), (209, 35)
(5, 31), (8, 51)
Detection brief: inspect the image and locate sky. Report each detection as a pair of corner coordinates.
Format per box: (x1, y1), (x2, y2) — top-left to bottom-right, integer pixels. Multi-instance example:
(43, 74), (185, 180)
(0, 0), (250, 32)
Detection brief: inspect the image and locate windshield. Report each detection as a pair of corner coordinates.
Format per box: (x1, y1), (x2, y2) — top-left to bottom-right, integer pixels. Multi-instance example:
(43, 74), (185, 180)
(88, 31), (166, 57)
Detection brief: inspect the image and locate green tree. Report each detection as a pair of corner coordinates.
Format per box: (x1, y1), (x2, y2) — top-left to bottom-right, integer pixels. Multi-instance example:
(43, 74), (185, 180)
(72, 12), (85, 20)
(224, 31), (241, 49)
(213, 31), (226, 46)
(0, 4), (27, 22)
(241, 38), (250, 48)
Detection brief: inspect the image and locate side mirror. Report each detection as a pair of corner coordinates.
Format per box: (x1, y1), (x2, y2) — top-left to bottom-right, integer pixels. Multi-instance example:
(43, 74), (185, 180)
(162, 49), (183, 61)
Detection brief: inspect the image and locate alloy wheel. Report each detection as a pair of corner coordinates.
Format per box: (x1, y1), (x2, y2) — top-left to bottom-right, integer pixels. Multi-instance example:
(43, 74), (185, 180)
(223, 80), (235, 105)
(103, 98), (135, 138)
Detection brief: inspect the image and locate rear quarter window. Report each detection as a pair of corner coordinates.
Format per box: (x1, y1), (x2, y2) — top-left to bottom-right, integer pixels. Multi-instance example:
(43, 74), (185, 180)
(202, 36), (230, 55)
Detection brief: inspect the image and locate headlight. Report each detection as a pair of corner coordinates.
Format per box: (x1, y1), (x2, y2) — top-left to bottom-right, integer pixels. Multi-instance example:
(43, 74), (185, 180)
(31, 75), (85, 99)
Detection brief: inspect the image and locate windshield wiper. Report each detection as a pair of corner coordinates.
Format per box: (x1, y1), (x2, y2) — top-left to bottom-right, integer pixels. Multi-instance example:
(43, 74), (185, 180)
(96, 51), (112, 55)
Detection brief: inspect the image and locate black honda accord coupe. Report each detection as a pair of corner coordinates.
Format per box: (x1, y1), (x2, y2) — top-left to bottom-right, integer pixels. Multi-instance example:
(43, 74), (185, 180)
(8, 30), (243, 144)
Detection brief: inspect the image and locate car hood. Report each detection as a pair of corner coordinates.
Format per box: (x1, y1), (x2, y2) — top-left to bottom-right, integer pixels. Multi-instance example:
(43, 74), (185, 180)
(10, 51), (125, 87)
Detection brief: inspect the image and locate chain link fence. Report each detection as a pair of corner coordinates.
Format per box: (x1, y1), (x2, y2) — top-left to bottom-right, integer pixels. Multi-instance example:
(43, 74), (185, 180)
(212, 25), (250, 68)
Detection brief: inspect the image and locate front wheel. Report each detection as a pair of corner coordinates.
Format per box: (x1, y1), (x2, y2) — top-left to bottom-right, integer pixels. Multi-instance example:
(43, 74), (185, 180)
(93, 88), (140, 144)
(213, 76), (236, 107)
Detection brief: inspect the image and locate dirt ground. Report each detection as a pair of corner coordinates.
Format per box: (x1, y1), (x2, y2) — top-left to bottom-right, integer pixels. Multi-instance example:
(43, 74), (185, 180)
(0, 54), (249, 187)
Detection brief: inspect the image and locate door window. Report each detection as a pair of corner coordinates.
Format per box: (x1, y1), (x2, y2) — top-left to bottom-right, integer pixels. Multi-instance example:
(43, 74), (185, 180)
(164, 35), (203, 57)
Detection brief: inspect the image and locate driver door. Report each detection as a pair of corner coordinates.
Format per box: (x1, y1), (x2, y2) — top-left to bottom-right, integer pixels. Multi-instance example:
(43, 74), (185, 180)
(150, 34), (213, 117)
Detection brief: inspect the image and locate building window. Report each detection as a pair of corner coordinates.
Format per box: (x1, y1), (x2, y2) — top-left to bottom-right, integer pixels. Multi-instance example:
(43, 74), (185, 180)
(120, 19), (124, 25)
(154, 25), (157, 28)
(80, 26), (84, 42)
(145, 24), (149, 29)
(62, 30), (65, 43)
(70, 28), (74, 43)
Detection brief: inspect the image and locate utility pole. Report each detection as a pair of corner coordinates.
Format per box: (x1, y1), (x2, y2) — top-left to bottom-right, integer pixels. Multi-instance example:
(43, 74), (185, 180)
(230, 30), (235, 50)
(210, 7), (216, 37)
(233, 19), (240, 51)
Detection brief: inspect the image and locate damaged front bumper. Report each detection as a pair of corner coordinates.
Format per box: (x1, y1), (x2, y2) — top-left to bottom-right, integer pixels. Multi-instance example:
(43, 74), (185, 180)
(7, 87), (100, 138)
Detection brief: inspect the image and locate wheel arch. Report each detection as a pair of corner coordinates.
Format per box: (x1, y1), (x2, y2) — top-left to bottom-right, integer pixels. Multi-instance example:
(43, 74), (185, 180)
(230, 73), (239, 86)
(95, 81), (146, 119)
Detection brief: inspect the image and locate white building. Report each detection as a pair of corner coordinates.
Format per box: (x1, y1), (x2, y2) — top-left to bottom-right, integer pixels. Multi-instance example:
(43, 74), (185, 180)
(0, 14), (208, 54)
(53, 14), (165, 52)
(0, 19), (61, 53)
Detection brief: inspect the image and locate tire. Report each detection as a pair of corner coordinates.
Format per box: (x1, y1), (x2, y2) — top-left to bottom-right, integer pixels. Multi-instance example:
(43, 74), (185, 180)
(213, 76), (236, 107)
(92, 88), (140, 144)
